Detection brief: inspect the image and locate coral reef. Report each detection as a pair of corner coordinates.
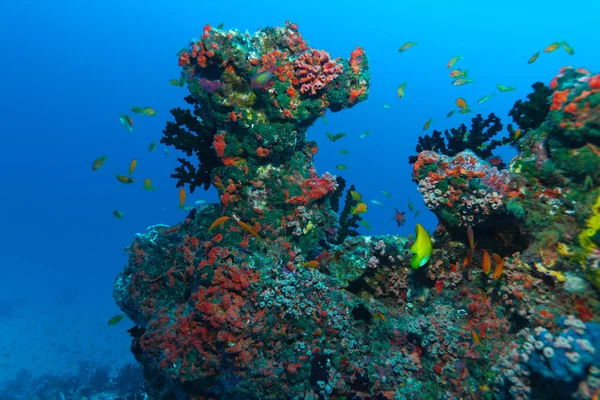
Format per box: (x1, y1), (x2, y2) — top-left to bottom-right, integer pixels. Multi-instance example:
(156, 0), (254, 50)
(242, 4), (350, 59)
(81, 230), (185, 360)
(508, 81), (552, 133)
(113, 23), (600, 399)
(408, 113), (507, 167)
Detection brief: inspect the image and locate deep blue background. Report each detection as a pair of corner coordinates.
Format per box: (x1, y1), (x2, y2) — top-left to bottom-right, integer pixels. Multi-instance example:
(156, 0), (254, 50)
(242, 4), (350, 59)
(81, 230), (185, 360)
(1, 0), (598, 380)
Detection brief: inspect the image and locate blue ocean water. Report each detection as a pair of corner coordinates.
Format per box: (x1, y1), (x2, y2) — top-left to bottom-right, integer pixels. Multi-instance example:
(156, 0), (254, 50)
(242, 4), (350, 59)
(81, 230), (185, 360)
(0, 0), (598, 390)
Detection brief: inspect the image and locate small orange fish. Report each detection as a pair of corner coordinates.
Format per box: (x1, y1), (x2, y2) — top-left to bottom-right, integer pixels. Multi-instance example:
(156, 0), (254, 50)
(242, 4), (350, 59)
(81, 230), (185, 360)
(449, 69), (468, 78)
(373, 312), (386, 322)
(115, 171), (134, 184)
(352, 202), (368, 215)
(544, 42), (561, 53)
(129, 159), (137, 175)
(178, 187), (186, 208)
(528, 51), (540, 64)
(467, 225), (475, 250)
(587, 143), (600, 156)
(397, 82), (407, 98)
(92, 154), (108, 171)
(447, 55), (462, 69)
(463, 249), (473, 268)
(455, 98), (468, 109)
(482, 250), (491, 275)
(470, 329), (482, 346)
(234, 216), (262, 241)
(423, 118), (433, 131)
(493, 253), (504, 280)
(208, 216), (230, 232)
(301, 260), (320, 268)
(514, 128), (522, 139)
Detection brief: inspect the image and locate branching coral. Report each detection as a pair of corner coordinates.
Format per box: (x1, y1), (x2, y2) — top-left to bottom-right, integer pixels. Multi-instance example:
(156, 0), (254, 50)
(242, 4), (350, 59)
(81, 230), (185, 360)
(508, 81), (552, 132)
(408, 113), (505, 166)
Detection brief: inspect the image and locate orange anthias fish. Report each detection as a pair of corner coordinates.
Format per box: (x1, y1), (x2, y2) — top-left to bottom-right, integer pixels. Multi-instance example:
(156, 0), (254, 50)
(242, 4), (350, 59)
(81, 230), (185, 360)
(178, 187), (186, 208)
(514, 128), (522, 140)
(423, 118), (433, 131)
(129, 159), (137, 175)
(447, 55), (462, 69)
(115, 171), (134, 184)
(234, 216), (262, 241)
(352, 202), (368, 215)
(92, 154), (108, 171)
(208, 216), (230, 232)
(482, 250), (491, 275)
(544, 42), (561, 53)
(493, 253), (505, 279)
(455, 98), (468, 109)
(301, 260), (320, 268)
(528, 51), (540, 64)
(467, 225), (476, 250)
(470, 329), (482, 346)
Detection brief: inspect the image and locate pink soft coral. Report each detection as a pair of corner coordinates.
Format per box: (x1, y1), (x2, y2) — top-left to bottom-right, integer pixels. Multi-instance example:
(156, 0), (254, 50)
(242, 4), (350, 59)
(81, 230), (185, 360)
(294, 49), (343, 95)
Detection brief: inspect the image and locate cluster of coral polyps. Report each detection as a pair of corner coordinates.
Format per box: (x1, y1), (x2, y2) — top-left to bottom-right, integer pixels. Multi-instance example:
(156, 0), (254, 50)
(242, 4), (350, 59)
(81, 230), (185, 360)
(294, 49), (344, 95)
(549, 66), (600, 137)
(412, 150), (514, 229)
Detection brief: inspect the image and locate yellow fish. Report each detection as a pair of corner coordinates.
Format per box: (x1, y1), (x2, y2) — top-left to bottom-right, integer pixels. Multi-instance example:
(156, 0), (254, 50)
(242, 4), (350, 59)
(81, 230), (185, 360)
(107, 314), (125, 326)
(143, 178), (156, 190)
(351, 202), (368, 215)
(544, 42), (561, 53)
(410, 223), (432, 269)
(455, 98), (468, 109)
(142, 107), (157, 116)
(398, 41), (418, 53)
(92, 155), (108, 171)
(178, 187), (186, 208)
(350, 190), (362, 202)
(447, 55), (462, 69)
(397, 82), (407, 98)
(128, 159), (137, 175)
(449, 69), (468, 78)
(423, 118), (433, 131)
(562, 41), (574, 55)
(528, 51), (540, 64)
(115, 171), (134, 184)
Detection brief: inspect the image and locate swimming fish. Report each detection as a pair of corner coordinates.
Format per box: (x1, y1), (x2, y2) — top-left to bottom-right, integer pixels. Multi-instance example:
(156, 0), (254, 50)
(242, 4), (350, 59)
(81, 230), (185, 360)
(414, 209), (421, 218)
(92, 154), (108, 171)
(107, 314), (125, 326)
(350, 190), (362, 202)
(477, 92), (496, 104)
(408, 200), (414, 212)
(128, 159), (137, 175)
(514, 128), (522, 140)
(482, 250), (491, 275)
(148, 142), (157, 152)
(339, 149), (350, 155)
(360, 131), (372, 139)
(562, 41), (575, 55)
(496, 84), (516, 92)
(397, 82), (407, 98)
(446, 109), (456, 118)
(336, 164), (348, 170)
(131, 106), (145, 114)
(217, 22), (224, 29)
(115, 171), (134, 184)
(169, 79), (180, 86)
(398, 41), (418, 53)
(447, 55), (462, 69)
(164, 148), (171, 157)
(449, 68), (468, 78)
(370, 200), (383, 206)
(360, 220), (372, 229)
(351, 202), (368, 215)
(234, 216), (262, 241)
(113, 210), (124, 219)
(528, 51), (540, 64)
(459, 108), (473, 114)
(178, 75), (185, 87)
(300, 260), (320, 268)
(326, 132), (346, 142)
(393, 207), (406, 227)
(452, 78), (475, 86)
(381, 191), (392, 199)
(493, 254), (504, 279)
(209, 216), (230, 232)
(120, 114), (134, 132)
(382, 104), (392, 109)
(142, 107), (157, 116)
(410, 223), (432, 269)
(178, 187), (186, 208)
(250, 66), (276, 89)
(423, 118), (433, 131)
(143, 178), (156, 190)
(467, 225), (476, 250)
(455, 98), (468, 109)
(544, 42), (562, 53)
